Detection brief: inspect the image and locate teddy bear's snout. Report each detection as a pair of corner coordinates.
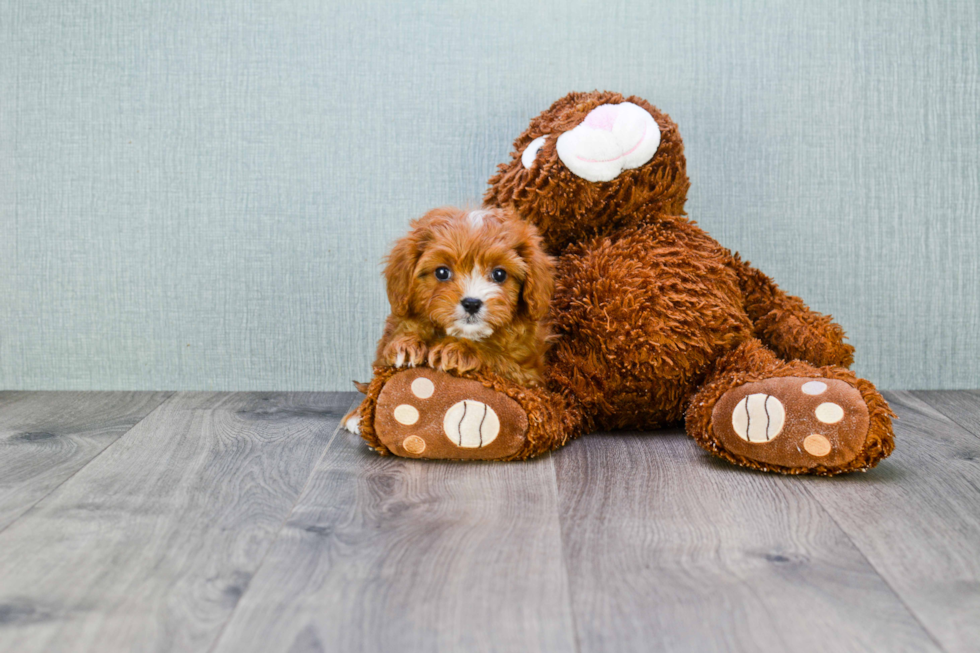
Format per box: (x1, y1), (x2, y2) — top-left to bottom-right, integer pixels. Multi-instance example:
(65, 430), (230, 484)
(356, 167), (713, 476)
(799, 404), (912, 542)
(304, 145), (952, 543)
(556, 102), (661, 183)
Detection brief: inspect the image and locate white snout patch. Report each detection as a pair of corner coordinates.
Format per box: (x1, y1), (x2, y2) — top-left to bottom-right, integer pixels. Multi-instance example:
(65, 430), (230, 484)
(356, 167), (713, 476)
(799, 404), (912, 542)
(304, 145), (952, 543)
(556, 102), (660, 182)
(447, 322), (494, 340)
(460, 270), (500, 303)
(447, 270), (500, 341)
(732, 393), (786, 443)
(443, 400), (500, 448)
(521, 135), (548, 168)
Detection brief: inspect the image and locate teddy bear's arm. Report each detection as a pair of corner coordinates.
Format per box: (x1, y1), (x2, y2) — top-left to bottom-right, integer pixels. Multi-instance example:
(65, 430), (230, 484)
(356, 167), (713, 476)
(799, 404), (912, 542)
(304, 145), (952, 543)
(732, 256), (855, 368)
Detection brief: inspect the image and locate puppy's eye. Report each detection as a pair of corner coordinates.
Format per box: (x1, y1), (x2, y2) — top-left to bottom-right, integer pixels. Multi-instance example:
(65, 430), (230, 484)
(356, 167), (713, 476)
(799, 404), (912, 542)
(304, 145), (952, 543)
(491, 268), (507, 283)
(434, 266), (452, 281)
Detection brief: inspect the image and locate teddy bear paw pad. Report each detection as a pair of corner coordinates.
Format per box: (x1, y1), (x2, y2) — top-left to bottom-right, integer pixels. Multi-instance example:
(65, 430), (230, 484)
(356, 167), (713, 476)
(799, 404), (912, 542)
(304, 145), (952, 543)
(711, 376), (870, 469)
(374, 368), (528, 460)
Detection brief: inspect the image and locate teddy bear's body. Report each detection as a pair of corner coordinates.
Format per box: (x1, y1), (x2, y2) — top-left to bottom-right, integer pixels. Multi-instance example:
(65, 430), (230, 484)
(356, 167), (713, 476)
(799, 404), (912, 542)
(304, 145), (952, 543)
(545, 218), (752, 432)
(356, 91), (894, 476)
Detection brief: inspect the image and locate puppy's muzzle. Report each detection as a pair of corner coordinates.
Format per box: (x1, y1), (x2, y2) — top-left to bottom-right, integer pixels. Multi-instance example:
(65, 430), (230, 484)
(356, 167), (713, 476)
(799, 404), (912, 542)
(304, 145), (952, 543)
(460, 298), (483, 315)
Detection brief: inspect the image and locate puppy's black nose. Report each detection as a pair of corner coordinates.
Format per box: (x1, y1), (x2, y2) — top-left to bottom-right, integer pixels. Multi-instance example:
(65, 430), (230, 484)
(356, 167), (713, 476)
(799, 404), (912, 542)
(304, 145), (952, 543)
(461, 297), (483, 315)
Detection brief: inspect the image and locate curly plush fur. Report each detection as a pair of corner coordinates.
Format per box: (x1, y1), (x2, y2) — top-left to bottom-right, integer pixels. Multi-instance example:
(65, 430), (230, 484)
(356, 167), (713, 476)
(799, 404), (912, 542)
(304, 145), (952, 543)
(686, 340), (894, 475)
(359, 90), (895, 475)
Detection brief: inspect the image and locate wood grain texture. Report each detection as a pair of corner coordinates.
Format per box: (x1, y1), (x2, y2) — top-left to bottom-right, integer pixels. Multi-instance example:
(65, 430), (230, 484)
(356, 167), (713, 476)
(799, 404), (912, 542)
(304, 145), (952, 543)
(912, 390), (980, 438)
(801, 391), (980, 653)
(2, 391), (978, 652)
(211, 432), (575, 653)
(0, 392), (171, 531)
(0, 392), (30, 409)
(554, 429), (940, 653)
(0, 392), (355, 653)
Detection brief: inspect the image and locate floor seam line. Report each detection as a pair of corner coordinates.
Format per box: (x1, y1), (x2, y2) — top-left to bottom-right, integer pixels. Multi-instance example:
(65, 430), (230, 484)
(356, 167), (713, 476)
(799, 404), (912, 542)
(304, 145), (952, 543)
(0, 391), (175, 539)
(204, 395), (359, 653)
(799, 481), (949, 653)
(908, 390), (980, 442)
(551, 451), (583, 653)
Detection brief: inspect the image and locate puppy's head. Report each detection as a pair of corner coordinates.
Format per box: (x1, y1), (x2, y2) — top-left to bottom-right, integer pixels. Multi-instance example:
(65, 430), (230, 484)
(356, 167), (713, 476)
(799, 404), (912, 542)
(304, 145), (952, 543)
(385, 206), (553, 340)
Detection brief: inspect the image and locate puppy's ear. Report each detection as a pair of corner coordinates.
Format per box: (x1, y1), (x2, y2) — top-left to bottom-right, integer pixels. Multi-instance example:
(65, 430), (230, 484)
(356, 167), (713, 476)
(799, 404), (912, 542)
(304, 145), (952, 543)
(513, 215), (555, 322)
(384, 221), (427, 318)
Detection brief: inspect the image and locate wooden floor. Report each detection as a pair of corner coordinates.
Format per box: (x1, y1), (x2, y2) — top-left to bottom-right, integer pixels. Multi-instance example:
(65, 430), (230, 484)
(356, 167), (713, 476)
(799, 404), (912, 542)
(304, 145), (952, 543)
(0, 391), (978, 652)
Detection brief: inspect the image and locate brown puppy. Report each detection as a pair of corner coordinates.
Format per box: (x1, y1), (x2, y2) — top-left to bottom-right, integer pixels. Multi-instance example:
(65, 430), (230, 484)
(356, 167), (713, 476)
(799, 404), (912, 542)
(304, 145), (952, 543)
(344, 206), (553, 434)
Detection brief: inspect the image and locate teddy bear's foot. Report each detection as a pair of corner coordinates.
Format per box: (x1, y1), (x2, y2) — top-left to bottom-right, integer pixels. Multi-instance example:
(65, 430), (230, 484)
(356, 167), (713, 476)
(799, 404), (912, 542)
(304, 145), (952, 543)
(373, 368), (529, 460)
(711, 376), (871, 470)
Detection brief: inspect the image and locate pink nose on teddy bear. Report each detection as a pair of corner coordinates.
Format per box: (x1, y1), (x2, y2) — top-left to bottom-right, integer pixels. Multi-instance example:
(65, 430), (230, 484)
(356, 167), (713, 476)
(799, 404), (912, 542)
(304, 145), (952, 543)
(583, 104), (619, 132)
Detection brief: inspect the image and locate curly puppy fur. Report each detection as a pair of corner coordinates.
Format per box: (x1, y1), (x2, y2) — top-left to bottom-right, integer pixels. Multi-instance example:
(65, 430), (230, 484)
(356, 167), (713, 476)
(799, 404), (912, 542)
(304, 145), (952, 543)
(376, 205), (554, 387)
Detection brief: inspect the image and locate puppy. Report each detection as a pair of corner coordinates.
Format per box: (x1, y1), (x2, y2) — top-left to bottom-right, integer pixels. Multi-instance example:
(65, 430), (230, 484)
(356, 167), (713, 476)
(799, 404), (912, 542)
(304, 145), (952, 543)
(344, 206), (554, 435)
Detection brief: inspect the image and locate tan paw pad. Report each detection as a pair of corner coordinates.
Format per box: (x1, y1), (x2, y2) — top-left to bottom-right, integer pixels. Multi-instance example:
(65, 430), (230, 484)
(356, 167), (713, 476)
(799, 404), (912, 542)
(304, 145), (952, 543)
(801, 381), (827, 395)
(803, 434), (832, 457)
(731, 393), (785, 442)
(402, 435), (426, 455)
(443, 400), (500, 448)
(712, 376), (870, 469)
(411, 377), (434, 399)
(815, 402), (844, 424)
(374, 368), (528, 460)
(393, 404), (419, 425)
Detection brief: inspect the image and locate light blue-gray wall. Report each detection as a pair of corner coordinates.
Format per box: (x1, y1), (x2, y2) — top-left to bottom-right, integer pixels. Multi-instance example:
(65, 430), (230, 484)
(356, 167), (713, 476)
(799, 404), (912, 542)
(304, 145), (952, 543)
(1, 0), (978, 391)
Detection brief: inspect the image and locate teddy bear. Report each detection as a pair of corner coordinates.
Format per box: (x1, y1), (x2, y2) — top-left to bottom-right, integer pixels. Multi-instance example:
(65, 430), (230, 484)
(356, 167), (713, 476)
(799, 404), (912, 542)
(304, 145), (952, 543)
(355, 90), (895, 475)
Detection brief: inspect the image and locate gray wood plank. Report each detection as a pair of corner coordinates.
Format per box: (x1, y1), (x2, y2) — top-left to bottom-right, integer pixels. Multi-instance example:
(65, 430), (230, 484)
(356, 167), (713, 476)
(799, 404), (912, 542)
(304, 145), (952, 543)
(913, 390), (980, 438)
(801, 391), (980, 653)
(0, 392), (172, 531)
(0, 392), (31, 409)
(211, 432), (576, 653)
(0, 391), (356, 653)
(554, 428), (941, 653)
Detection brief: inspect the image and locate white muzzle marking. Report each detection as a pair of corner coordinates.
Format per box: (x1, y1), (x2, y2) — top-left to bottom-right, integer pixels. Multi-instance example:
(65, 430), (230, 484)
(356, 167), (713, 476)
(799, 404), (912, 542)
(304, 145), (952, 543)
(447, 271), (499, 341)
(556, 102), (660, 182)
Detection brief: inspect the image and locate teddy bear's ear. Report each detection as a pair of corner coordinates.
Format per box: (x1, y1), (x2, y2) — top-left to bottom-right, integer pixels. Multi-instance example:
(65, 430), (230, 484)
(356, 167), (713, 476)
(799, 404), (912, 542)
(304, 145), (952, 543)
(513, 217), (555, 322)
(384, 221), (428, 318)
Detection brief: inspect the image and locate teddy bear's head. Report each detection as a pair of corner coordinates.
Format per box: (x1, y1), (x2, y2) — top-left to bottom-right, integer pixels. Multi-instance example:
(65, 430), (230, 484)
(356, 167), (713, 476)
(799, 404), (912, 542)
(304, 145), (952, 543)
(484, 91), (689, 251)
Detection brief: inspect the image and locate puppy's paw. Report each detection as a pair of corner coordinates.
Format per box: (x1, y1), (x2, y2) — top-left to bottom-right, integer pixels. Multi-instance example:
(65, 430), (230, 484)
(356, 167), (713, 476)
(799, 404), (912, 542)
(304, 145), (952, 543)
(428, 342), (481, 374)
(342, 407), (362, 435)
(382, 337), (427, 368)
(344, 414), (361, 435)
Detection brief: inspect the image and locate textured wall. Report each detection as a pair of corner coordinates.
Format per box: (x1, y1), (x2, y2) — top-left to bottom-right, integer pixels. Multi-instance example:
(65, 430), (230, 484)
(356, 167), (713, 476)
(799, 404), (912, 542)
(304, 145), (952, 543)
(1, 0), (978, 391)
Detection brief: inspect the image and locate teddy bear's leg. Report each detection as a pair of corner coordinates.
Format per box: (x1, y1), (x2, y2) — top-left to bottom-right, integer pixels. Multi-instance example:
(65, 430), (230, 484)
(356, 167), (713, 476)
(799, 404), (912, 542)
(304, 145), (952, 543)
(353, 367), (581, 461)
(686, 339), (895, 475)
(734, 258), (855, 368)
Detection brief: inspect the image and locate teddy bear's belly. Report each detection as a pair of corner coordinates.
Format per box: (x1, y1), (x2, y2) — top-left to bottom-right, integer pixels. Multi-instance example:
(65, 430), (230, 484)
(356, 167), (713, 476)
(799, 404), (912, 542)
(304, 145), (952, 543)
(547, 224), (753, 430)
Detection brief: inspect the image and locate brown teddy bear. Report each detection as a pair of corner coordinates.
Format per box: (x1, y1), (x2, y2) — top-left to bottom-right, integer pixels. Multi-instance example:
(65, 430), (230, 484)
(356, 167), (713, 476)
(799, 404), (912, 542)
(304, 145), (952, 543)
(355, 91), (895, 475)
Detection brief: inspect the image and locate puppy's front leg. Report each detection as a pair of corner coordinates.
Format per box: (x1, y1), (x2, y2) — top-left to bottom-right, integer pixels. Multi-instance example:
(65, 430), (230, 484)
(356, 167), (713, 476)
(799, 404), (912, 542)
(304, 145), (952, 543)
(428, 341), (481, 374)
(381, 333), (428, 368)
(342, 403), (363, 434)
